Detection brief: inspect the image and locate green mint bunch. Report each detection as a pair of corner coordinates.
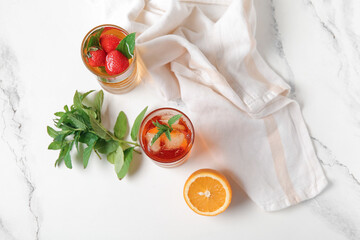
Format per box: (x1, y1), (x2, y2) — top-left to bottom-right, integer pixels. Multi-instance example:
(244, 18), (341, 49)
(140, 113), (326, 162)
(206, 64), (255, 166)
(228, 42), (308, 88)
(47, 90), (147, 180)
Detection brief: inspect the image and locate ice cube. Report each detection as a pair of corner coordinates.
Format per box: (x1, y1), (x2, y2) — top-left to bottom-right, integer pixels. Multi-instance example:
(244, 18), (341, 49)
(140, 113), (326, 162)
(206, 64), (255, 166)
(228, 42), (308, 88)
(159, 114), (180, 125)
(145, 128), (162, 152)
(164, 130), (187, 150)
(172, 123), (185, 131)
(160, 115), (171, 121)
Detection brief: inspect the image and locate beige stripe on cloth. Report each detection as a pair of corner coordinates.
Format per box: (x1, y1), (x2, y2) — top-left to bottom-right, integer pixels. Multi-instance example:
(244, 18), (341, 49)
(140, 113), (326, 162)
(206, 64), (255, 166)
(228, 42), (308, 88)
(264, 115), (301, 204)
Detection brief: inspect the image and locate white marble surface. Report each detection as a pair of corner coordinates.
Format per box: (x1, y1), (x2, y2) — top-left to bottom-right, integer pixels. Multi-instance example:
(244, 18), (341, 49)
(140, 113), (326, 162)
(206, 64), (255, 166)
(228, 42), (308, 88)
(0, 0), (359, 239)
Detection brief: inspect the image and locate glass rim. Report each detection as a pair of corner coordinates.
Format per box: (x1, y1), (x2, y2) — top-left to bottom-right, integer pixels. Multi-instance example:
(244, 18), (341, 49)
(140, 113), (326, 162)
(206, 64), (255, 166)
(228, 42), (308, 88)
(80, 24), (136, 79)
(139, 107), (195, 163)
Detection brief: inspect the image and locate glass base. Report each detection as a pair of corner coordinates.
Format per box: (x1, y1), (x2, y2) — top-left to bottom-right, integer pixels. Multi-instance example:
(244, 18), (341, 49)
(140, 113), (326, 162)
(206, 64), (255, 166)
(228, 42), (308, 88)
(151, 150), (191, 168)
(97, 64), (140, 94)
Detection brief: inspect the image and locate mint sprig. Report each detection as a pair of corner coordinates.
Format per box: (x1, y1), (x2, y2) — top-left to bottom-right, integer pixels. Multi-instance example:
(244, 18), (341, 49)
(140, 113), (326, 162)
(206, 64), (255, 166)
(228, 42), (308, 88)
(150, 114), (182, 146)
(47, 89), (147, 180)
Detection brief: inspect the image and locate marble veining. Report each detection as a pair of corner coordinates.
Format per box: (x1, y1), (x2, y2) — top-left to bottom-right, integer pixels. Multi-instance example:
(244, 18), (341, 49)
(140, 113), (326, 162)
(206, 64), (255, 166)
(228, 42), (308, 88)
(312, 137), (360, 186)
(306, 0), (360, 132)
(311, 137), (360, 240)
(269, 0), (297, 99)
(0, 217), (15, 240)
(0, 41), (39, 240)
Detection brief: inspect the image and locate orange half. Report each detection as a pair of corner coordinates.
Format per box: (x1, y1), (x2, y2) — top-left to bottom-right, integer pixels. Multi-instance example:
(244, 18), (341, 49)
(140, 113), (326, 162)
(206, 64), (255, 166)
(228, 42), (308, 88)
(183, 169), (232, 216)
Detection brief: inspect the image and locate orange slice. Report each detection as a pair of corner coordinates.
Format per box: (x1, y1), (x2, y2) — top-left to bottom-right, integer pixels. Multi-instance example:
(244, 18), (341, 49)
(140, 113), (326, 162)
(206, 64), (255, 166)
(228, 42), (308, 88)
(183, 169), (232, 216)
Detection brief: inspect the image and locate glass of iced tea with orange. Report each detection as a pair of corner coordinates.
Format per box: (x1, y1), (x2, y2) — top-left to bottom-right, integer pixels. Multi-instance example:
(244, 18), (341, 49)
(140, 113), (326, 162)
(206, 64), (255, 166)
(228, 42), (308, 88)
(139, 108), (195, 167)
(81, 24), (138, 94)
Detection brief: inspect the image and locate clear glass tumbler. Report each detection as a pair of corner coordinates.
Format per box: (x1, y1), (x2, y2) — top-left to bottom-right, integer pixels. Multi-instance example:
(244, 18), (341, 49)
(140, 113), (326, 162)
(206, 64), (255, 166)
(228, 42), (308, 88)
(139, 108), (195, 168)
(81, 24), (139, 94)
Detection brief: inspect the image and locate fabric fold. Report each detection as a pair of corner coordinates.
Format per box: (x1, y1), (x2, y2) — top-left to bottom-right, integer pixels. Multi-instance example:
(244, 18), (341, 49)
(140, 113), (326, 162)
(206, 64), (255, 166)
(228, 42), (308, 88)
(127, 0), (327, 211)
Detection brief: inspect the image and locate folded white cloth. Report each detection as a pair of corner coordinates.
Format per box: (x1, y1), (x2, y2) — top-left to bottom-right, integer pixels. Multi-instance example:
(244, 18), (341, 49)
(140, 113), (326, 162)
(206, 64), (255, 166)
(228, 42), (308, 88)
(126, 0), (327, 211)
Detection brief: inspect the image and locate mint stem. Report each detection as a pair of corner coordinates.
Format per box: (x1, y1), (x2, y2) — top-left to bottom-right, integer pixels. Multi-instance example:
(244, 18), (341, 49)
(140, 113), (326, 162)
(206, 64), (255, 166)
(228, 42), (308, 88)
(134, 149), (141, 154)
(118, 140), (140, 147)
(94, 149), (102, 159)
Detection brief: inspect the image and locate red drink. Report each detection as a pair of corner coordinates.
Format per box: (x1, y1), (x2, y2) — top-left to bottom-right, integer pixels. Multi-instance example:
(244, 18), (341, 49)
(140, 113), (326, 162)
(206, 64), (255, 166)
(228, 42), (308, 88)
(139, 108), (195, 167)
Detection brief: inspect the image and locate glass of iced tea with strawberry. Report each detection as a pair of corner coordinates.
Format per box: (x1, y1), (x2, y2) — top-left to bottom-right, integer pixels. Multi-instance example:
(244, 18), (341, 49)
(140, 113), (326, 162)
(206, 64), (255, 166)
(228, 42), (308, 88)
(81, 24), (138, 94)
(139, 108), (195, 167)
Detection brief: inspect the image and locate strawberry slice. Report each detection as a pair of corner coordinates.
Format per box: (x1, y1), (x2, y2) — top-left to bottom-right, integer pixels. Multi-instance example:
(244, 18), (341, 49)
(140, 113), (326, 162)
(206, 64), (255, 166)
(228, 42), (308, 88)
(105, 50), (129, 75)
(87, 49), (106, 67)
(100, 34), (121, 53)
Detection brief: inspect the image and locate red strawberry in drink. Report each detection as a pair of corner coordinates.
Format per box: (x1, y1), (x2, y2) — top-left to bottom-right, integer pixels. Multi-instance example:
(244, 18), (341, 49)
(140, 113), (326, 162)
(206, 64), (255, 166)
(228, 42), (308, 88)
(87, 49), (106, 67)
(105, 50), (129, 75)
(100, 34), (121, 53)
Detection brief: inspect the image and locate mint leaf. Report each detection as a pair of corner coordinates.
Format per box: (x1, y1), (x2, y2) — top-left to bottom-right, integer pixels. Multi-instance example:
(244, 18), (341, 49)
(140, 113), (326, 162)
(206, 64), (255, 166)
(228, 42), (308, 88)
(151, 128), (165, 146)
(117, 147), (134, 180)
(98, 66), (107, 74)
(165, 129), (171, 141)
(87, 27), (104, 51)
(48, 141), (62, 150)
(47, 126), (58, 138)
(73, 91), (83, 109)
(56, 112), (67, 128)
(79, 132), (98, 166)
(87, 36), (97, 49)
(108, 146), (124, 177)
(67, 113), (87, 130)
(64, 142), (74, 169)
(83, 140), (96, 168)
(94, 90), (104, 121)
(54, 112), (65, 117)
(168, 114), (182, 128)
(114, 111), (127, 139)
(80, 90), (95, 101)
(54, 130), (72, 143)
(116, 32), (136, 59)
(74, 109), (91, 126)
(90, 115), (113, 141)
(107, 154), (115, 164)
(74, 131), (80, 152)
(83, 108), (97, 119)
(153, 121), (168, 131)
(55, 147), (67, 167)
(58, 124), (77, 131)
(131, 106), (148, 141)
(95, 139), (119, 154)
(79, 132), (98, 145)
(114, 147), (124, 179)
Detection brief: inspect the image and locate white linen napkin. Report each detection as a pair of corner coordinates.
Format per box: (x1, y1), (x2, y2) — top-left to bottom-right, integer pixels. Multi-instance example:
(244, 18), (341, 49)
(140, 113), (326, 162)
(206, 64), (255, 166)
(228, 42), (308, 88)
(126, 0), (327, 211)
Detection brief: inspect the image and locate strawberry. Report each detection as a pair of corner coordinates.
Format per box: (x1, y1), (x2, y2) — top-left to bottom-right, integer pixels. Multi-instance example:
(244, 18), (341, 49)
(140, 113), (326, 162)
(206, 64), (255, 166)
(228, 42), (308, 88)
(100, 34), (121, 53)
(87, 49), (106, 67)
(105, 50), (129, 75)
